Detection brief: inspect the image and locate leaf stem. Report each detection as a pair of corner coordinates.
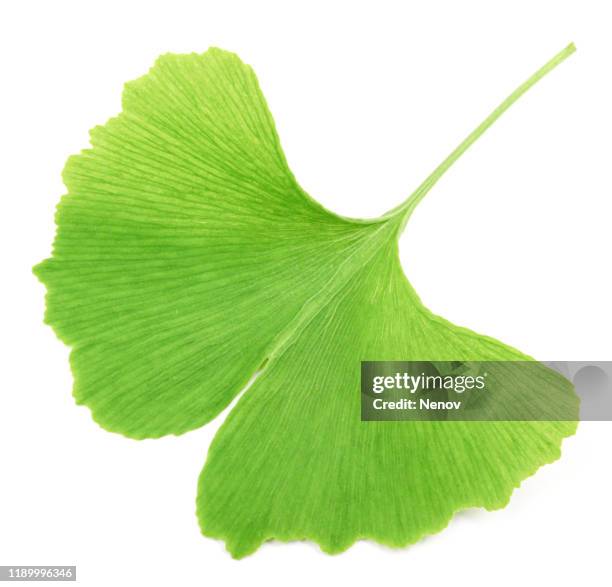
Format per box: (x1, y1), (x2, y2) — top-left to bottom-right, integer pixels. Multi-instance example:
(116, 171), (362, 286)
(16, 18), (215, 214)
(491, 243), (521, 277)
(388, 42), (576, 229)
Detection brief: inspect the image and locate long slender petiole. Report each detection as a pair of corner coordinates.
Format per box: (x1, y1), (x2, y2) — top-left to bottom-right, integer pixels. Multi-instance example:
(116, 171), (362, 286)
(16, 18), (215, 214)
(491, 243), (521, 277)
(386, 42), (576, 230)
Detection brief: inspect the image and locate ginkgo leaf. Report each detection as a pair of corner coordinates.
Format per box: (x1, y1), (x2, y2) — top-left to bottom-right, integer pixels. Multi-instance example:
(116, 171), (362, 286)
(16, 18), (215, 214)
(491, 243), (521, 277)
(34, 43), (578, 557)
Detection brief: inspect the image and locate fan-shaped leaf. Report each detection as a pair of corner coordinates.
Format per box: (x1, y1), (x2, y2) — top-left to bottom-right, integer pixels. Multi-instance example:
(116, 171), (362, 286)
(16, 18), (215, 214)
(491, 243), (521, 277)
(34, 44), (578, 557)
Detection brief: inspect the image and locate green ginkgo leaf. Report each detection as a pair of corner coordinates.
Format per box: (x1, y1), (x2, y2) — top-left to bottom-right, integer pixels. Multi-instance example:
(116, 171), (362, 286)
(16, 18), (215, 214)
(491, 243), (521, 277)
(34, 43), (579, 558)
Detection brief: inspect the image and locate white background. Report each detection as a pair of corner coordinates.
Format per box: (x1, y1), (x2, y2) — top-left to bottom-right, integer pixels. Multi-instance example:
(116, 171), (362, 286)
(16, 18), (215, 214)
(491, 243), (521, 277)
(1, 1), (610, 586)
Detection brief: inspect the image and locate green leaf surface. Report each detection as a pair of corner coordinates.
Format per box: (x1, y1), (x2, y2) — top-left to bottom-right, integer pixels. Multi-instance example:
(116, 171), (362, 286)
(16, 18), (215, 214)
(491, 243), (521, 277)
(34, 44), (578, 557)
